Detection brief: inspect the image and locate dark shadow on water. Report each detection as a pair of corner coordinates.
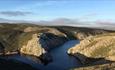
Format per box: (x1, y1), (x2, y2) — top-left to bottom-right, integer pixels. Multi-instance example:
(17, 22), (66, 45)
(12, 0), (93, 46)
(0, 57), (38, 70)
(39, 53), (53, 65)
(71, 53), (114, 68)
(0, 54), (43, 70)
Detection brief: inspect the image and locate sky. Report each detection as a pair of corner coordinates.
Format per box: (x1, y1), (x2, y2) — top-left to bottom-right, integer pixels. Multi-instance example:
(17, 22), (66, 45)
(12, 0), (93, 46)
(0, 0), (115, 22)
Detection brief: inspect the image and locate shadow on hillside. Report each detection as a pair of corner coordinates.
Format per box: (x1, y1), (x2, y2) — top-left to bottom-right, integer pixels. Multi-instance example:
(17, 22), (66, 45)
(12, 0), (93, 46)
(69, 53), (114, 68)
(39, 32), (68, 51)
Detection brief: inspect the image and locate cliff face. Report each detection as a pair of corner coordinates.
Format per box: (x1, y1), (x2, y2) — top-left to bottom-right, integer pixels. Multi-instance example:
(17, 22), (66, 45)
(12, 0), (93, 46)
(68, 33), (115, 64)
(0, 30), (45, 57)
(39, 33), (67, 51)
(0, 23), (68, 57)
(19, 32), (46, 57)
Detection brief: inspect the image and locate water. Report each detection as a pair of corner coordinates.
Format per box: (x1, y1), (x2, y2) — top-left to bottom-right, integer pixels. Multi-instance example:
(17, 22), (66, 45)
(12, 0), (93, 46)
(43, 40), (81, 70)
(0, 40), (81, 70)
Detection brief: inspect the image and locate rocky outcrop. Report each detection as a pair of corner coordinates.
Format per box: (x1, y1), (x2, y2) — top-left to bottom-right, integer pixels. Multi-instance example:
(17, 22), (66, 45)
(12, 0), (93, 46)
(22, 26), (68, 51)
(0, 24), (68, 57)
(19, 32), (46, 57)
(0, 30), (45, 57)
(0, 24), (69, 66)
(68, 33), (115, 64)
(39, 33), (68, 51)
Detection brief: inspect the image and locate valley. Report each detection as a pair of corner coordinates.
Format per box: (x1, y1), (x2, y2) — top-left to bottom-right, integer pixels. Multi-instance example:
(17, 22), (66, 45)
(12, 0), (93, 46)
(0, 23), (115, 70)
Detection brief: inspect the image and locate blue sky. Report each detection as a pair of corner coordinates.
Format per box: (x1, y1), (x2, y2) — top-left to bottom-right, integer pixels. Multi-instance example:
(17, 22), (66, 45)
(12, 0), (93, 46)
(0, 0), (115, 22)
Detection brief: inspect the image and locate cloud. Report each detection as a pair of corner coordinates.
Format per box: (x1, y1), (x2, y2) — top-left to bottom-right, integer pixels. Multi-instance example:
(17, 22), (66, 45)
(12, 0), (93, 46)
(78, 13), (98, 20)
(96, 19), (115, 25)
(0, 11), (33, 16)
(0, 17), (33, 23)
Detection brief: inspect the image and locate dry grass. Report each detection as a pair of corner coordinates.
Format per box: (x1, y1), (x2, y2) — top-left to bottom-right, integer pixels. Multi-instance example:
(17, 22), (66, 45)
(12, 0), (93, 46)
(68, 33), (115, 61)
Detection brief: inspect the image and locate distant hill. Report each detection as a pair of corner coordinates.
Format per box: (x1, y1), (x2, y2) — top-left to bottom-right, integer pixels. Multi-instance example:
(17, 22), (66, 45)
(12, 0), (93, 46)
(0, 18), (115, 30)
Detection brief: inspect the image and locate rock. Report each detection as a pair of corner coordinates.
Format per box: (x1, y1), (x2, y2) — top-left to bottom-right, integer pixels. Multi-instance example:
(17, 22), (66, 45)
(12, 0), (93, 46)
(0, 29), (45, 57)
(0, 24), (68, 58)
(68, 33), (115, 64)
(39, 32), (68, 51)
(19, 32), (46, 57)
